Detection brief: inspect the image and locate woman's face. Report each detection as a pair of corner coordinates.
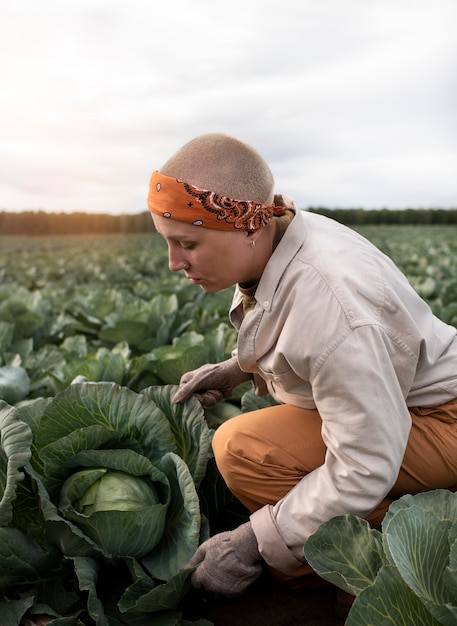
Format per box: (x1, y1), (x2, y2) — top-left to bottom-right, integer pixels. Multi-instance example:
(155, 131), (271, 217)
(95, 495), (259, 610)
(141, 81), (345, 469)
(152, 214), (261, 292)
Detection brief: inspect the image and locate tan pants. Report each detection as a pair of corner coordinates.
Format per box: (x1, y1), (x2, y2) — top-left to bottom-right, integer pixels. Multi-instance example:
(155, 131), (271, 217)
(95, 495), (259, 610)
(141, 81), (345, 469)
(212, 397), (457, 588)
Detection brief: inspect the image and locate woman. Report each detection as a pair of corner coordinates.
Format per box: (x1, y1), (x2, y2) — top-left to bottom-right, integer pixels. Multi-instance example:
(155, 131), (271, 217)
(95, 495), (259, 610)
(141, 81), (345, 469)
(147, 132), (457, 596)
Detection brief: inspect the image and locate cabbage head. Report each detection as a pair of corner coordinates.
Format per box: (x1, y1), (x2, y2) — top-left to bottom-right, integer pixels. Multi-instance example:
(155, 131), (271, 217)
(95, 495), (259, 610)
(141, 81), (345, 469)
(60, 466), (168, 558)
(75, 469), (161, 513)
(0, 365), (30, 404)
(2, 382), (213, 625)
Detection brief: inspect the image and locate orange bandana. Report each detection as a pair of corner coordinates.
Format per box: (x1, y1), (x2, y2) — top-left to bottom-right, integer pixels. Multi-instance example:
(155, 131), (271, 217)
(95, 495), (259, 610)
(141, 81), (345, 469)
(148, 171), (286, 232)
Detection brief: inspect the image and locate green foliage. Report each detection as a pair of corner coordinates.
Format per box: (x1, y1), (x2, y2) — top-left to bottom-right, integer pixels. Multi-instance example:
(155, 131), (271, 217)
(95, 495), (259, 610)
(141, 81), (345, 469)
(1, 228), (456, 402)
(0, 383), (216, 625)
(0, 234), (238, 401)
(0, 365), (30, 404)
(304, 490), (457, 625)
(0, 228), (456, 623)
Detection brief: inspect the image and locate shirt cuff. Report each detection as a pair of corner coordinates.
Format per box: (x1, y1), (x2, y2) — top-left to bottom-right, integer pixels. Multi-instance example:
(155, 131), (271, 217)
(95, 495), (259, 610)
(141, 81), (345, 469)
(250, 505), (304, 574)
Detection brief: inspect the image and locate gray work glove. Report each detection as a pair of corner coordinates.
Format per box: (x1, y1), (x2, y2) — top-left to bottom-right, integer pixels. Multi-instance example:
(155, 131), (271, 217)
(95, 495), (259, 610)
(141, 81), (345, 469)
(187, 522), (263, 596)
(172, 356), (252, 407)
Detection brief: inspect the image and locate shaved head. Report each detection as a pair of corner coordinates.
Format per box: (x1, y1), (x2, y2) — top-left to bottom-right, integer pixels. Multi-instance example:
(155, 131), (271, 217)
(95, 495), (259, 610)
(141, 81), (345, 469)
(160, 133), (275, 203)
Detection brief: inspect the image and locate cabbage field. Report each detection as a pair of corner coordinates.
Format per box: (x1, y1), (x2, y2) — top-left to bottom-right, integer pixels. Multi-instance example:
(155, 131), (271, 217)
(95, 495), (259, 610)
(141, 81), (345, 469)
(1, 224), (457, 625)
(2, 225), (457, 400)
(0, 232), (240, 402)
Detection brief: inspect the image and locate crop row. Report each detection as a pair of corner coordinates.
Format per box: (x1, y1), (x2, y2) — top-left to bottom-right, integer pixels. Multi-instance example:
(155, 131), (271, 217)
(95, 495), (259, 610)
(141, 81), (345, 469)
(1, 225), (457, 405)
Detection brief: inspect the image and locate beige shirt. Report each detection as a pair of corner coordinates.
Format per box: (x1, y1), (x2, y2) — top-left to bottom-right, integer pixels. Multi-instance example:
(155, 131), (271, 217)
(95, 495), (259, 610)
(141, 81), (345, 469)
(229, 209), (457, 572)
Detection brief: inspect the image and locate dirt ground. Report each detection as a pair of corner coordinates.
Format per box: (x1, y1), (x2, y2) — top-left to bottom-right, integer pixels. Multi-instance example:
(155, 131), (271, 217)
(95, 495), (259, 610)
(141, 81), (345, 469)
(182, 572), (347, 626)
(22, 575), (347, 626)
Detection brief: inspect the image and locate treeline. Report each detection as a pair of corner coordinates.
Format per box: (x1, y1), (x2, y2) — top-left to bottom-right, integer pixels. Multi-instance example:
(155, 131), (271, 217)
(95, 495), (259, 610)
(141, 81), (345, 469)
(308, 207), (457, 225)
(0, 210), (155, 236)
(1, 208), (457, 236)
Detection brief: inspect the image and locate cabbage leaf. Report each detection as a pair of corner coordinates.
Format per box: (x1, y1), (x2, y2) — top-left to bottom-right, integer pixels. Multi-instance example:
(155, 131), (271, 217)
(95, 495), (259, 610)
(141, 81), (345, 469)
(304, 490), (457, 624)
(0, 382), (213, 624)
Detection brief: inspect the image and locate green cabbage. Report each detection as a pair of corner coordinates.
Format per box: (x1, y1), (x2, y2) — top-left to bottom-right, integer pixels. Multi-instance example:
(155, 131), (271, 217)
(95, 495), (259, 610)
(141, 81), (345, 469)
(0, 365), (30, 404)
(74, 470), (160, 514)
(0, 382), (213, 624)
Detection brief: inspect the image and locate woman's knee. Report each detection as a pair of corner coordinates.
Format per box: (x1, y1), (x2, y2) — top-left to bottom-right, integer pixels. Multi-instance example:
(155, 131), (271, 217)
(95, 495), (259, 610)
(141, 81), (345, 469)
(212, 416), (248, 478)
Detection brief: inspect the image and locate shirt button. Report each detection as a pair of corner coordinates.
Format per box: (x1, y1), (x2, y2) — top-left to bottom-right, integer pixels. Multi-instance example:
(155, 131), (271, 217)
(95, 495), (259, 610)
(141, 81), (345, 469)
(263, 300), (269, 308)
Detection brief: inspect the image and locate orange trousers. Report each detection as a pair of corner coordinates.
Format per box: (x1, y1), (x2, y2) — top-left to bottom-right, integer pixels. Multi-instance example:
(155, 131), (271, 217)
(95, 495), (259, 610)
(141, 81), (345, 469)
(212, 397), (457, 588)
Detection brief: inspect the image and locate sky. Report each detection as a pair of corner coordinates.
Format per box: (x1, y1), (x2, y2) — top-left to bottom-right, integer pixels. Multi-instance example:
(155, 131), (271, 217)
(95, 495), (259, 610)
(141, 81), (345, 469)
(1, 0), (456, 214)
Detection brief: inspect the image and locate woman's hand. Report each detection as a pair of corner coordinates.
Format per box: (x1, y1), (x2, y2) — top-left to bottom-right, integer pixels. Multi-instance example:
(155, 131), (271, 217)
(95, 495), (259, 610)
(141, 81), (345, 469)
(186, 522), (263, 596)
(172, 357), (252, 407)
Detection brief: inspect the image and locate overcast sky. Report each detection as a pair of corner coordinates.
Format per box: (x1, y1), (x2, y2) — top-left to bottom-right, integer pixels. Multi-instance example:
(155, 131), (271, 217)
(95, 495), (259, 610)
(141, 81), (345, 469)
(1, 0), (456, 214)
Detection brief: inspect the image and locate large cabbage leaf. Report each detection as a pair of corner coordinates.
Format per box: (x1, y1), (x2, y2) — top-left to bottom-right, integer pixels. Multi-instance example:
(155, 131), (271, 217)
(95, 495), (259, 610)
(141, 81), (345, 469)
(304, 490), (457, 625)
(0, 400), (32, 525)
(142, 385), (211, 488)
(303, 514), (386, 596)
(348, 565), (443, 625)
(382, 492), (457, 626)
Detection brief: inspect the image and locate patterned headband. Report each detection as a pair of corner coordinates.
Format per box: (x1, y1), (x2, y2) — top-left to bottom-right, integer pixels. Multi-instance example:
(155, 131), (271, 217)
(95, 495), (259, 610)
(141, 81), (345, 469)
(147, 171), (285, 232)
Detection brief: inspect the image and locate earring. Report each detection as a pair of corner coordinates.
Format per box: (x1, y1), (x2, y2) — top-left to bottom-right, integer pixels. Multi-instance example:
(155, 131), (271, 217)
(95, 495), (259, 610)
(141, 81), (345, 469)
(250, 241), (256, 249)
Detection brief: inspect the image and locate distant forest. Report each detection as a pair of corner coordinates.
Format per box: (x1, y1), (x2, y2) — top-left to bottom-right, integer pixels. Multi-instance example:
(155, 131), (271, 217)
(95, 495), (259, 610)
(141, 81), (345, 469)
(1, 207), (457, 236)
(0, 211), (155, 236)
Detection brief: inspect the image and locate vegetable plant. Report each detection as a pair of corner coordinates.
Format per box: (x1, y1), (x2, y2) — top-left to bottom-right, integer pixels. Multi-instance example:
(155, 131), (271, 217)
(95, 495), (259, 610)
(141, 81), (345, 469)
(1, 227), (457, 624)
(304, 489), (457, 625)
(0, 382), (215, 625)
(0, 365), (30, 404)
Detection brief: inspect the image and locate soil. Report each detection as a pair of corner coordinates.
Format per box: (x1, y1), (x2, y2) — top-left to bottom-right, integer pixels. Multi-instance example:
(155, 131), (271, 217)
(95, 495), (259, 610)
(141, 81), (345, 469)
(21, 575), (347, 626)
(182, 572), (348, 626)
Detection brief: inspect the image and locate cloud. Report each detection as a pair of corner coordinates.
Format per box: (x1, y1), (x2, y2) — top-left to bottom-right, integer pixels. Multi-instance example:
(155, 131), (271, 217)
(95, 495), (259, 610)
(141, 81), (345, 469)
(1, 0), (456, 213)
